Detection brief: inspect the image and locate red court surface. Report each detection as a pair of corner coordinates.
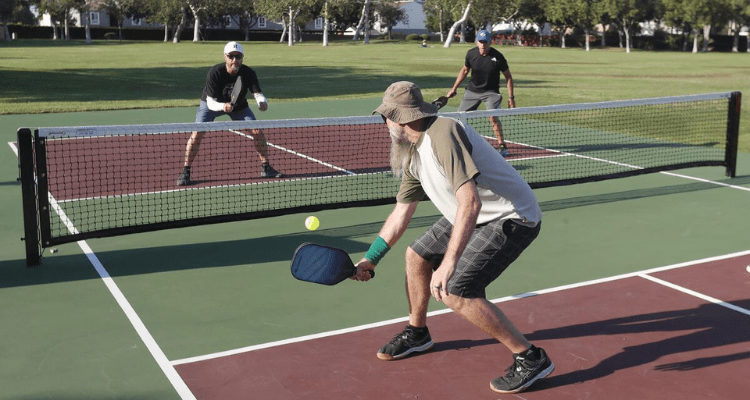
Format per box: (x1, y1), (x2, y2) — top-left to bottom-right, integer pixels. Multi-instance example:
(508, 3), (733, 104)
(174, 253), (750, 399)
(43, 128), (550, 201)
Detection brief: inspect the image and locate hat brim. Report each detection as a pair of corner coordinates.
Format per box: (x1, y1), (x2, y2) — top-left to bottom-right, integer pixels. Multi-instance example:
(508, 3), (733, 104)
(374, 101), (438, 124)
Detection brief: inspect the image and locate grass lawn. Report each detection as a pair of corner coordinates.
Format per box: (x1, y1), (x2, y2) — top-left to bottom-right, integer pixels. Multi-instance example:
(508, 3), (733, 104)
(0, 39), (747, 152)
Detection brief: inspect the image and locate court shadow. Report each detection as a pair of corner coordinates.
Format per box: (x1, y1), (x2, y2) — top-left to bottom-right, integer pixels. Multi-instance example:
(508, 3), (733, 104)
(522, 300), (750, 392)
(0, 66), (549, 105)
(0, 215), (440, 288)
(539, 174), (750, 211)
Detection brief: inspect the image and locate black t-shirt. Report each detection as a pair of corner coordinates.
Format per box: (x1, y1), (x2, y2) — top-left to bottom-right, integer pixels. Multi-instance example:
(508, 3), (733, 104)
(464, 47), (509, 93)
(200, 63), (262, 110)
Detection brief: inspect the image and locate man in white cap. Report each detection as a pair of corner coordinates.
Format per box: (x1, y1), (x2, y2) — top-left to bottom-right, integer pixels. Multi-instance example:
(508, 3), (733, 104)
(354, 81), (553, 394)
(177, 41), (281, 186)
(447, 29), (515, 157)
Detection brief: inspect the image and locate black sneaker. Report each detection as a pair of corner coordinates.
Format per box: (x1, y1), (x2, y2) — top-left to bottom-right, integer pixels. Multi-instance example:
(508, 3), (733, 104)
(490, 347), (554, 394)
(177, 168), (192, 186)
(260, 163), (283, 178)
(376, 325), (434, 361)
(498, 144), (509, 158)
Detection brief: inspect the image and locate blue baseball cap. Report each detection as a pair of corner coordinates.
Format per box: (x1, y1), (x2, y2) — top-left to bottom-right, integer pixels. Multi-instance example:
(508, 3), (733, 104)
(476, 30), (491, 42)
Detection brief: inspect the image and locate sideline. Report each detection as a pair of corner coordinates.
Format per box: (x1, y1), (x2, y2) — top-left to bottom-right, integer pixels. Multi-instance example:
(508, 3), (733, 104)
(8, 140), (197, 400)
(170, 248), (750, 366)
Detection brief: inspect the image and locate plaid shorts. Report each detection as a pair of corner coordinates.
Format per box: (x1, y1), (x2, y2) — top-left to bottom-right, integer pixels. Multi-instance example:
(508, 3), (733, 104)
(410, 217), (541, 299)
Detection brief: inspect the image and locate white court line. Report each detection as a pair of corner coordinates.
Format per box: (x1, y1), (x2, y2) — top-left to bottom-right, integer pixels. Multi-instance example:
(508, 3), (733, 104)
(11, 135), (748, 378)
(503, 137), (750, 191)
(8, 141), (196, 400)
(230, 129), (356, 175)
(659, 171), (750, 192)
(170, 248), (750, 366)
(639, 274), (750, 317)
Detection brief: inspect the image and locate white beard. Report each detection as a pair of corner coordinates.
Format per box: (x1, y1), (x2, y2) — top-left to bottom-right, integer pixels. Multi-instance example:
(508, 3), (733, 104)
(389, 128), (418, 178)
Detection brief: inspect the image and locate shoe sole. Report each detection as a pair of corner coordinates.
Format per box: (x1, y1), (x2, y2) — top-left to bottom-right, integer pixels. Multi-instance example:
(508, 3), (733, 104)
(489, 361), (555, 394)
(376, 340), (434, 361)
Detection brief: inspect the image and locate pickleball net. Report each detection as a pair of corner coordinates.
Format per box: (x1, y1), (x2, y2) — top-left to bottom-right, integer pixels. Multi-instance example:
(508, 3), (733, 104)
(18, 91), (741, 266)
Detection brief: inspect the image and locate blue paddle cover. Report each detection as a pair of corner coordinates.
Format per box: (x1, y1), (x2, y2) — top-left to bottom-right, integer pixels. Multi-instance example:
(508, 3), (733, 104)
(291, 243), (373, 285)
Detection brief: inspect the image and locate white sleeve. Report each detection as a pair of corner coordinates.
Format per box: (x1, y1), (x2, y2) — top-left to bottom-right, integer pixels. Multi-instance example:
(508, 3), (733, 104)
(206, 96), (224, 111)
(254, 92), (268, 106)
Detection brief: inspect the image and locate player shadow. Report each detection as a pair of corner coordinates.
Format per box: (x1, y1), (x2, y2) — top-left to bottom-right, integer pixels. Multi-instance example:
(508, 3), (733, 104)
(521, 300), (750, 392)
(431, 338), (498, 354)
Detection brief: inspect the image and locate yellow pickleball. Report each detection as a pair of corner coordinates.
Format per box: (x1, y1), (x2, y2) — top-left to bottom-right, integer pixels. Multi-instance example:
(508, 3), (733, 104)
(305, 216), (320, 231)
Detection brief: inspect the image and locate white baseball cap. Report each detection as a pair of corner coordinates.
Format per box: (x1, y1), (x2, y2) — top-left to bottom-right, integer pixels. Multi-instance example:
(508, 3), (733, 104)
(224, 41), (244, 55)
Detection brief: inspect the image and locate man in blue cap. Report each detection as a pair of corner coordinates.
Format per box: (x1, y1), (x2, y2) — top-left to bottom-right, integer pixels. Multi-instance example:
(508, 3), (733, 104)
(447, 30), (515, 157)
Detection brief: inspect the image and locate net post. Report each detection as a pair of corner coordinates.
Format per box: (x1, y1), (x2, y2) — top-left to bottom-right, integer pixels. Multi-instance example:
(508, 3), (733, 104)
(725, 91), (741, 178)
(34, 134), (53, 249)
(17, 128), (41, 267)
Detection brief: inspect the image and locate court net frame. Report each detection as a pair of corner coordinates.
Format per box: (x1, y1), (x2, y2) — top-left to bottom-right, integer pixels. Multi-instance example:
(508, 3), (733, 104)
(18, 91), (741, 267)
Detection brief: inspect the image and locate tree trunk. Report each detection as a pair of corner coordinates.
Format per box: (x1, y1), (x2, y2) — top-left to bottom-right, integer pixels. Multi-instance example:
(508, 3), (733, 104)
(364, 17), (370, 44)
(288, 7), (295, 47)
(624, 28), (630, 53)
(279, 16), (287, 43)
(84, 6), (91, 43)
(732, 31), (739, 52)
(164, 24), (169, 42)
(585, 30), (590, 51)
(353, 0), (371, 41)
(692, 29), (699, 53)
(444, 1), (471, 48)
(516, 23), (523, 45)
(561, 32), (566, 48)
(701, 24), (710, 52)
(682, 31), (689, 51)
(173, 8), (187, 43)
(323, 1), (329, 46)
(193, 15), (201, 42)
(438, 10), (444, 42)
(538, 28), (543, 48)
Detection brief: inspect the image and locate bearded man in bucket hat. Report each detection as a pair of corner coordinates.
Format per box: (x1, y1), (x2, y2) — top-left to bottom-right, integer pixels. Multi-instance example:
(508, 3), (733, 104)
(352, 81), (554, 394)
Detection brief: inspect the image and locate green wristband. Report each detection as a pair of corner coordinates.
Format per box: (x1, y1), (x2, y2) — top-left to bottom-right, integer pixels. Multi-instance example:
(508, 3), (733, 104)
(365, 236), (391, 265)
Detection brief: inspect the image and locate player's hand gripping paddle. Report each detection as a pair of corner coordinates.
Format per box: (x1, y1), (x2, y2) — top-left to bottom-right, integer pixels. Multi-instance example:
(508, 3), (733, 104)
(291, 243), (374, 285)
(230, 75), (245, 108)
(431, 96), (449, 109)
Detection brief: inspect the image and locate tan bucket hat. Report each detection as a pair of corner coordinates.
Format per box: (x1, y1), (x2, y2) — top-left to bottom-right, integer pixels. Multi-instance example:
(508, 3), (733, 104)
(374, 81), (438, 124)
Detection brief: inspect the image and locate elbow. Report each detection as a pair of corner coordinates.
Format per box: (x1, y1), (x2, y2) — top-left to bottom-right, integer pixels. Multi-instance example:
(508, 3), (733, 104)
(467, 194), (482, 218)
(472, 197), (482, 217)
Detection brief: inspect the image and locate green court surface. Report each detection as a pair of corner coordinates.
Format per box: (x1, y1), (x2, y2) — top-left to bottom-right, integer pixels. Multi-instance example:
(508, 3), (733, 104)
(1, 101), (749, 399)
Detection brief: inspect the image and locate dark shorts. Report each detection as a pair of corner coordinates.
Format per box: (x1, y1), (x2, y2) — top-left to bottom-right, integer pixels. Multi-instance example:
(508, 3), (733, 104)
(195, 101), (256, 123)
(410, 217), (541, 299)
(458, 90), (503, 112)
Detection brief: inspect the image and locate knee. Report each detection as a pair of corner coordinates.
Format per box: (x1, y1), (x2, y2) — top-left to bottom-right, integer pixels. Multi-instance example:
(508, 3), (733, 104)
(442, 294), (469, 311)
(405, 247), (431, 272)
